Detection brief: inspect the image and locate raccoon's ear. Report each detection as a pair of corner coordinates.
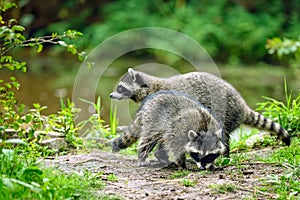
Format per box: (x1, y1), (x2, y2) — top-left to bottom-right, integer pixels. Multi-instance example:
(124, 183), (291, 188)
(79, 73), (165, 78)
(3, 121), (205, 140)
(188, 130), (198, 140)
(128, 68), (136, 80)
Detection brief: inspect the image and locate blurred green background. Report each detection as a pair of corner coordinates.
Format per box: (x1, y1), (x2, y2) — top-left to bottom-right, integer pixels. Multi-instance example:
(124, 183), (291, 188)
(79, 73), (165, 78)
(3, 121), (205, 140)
(2, 0), (300, 124)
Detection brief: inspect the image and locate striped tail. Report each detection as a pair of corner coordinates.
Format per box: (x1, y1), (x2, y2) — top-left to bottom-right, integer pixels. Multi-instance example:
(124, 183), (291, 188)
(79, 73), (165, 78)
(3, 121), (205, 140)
(244, 110), (291, 146)
(111, 115), (141, 152)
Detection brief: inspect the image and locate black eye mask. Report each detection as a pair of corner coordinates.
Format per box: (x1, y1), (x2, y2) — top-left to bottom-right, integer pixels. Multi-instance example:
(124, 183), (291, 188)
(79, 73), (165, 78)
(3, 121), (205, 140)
(117, 85), (132, 96)
(201, 154), (219, 164)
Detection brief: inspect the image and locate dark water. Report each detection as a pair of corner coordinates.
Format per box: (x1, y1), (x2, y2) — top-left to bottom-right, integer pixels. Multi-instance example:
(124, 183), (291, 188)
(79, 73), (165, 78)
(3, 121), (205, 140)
(1, 57), (299, 126)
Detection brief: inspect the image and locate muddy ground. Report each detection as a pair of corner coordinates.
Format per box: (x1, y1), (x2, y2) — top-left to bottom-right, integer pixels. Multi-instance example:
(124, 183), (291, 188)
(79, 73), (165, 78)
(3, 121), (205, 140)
(42, 148), (283, 200)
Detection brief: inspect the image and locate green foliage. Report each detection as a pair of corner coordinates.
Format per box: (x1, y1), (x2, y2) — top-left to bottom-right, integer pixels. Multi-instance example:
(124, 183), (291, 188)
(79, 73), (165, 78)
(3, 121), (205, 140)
(266, 37), (300, 67)
(68, 0), (297, 64)
(0, 150), (105, 199)
(48, 99), (83, 148)
(0, 2), (111, 199)
(0, 2), (85, 72)
(0, 2), (84, 154)
(256, 81), (300, 137)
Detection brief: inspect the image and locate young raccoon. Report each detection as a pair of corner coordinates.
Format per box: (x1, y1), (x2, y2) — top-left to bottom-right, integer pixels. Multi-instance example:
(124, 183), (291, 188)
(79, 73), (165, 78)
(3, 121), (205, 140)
(110, 68), (291, 155)
(123, 90), (226, 169)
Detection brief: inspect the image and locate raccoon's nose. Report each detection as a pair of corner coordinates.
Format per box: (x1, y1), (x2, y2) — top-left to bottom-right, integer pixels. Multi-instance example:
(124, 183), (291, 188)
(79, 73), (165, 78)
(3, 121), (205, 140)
(109, 93), (113, 98)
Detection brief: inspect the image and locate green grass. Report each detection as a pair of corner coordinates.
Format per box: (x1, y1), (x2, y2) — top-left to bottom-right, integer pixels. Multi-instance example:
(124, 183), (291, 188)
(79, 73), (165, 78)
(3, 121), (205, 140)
(258, 137), (300, 199)
(169, 170), (191, 179)
(0, 139), (110, 200)
(181, 179), (196, 187)
(107, 173), (118, 182)
(209, 183), (237, 194)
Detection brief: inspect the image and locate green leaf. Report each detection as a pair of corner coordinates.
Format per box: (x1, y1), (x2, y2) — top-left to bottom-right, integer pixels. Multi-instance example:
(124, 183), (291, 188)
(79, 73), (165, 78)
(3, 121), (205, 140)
(2, 3), (17, 11)
(23, 166), (43, 176)
(36, 43), (43, 53)
(67, 44), (77, 55)
(33, 103), (40, 109)
(12, 25), (25, 32)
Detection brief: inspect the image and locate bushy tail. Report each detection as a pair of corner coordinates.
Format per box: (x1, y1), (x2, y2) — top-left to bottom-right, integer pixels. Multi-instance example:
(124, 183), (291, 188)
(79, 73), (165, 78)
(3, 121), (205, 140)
(112, 115), (141, 152)
(244, 110), (291, 145)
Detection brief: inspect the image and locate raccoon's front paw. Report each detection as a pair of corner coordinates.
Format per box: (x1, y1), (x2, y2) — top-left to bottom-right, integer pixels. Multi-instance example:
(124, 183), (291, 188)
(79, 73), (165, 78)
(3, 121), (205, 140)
(199, 164), (216, 171)
(111, 142), (121, 153)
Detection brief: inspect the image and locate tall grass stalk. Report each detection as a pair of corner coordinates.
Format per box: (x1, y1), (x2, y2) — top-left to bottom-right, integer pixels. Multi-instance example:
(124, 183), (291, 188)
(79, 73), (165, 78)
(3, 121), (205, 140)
(109, 104), (118, 136)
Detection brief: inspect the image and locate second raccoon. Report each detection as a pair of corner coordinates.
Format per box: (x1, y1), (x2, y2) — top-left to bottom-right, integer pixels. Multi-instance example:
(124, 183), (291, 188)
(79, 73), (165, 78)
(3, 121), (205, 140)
(113, 90), (226, 170)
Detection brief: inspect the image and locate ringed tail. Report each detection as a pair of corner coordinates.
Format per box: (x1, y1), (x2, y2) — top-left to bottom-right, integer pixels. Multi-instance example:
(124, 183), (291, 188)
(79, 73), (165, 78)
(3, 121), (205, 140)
(244, 110), (291, 146)
(111, 115), (141, 152)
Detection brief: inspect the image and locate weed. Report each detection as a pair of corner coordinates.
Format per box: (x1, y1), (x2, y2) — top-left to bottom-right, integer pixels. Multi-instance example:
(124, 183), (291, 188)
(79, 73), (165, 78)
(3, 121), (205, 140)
(107, 173), (118, 182)
(169, 170), (190, 179)
(209, 183), (236, 194)
(230, 126), (260, 151)
(48, 99), (83, 148)
(181, 179), (196, 187)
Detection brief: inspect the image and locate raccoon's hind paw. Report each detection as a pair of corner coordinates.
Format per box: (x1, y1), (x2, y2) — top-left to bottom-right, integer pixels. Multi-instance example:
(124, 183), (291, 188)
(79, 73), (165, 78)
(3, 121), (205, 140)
(154, 150), (170, 164)
(282, 136), (291, 146)
(138, 161), (151, 167)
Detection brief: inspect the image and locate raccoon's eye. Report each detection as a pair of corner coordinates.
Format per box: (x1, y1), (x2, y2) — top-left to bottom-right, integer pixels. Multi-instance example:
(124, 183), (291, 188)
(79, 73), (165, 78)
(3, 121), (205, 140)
(117, 85), (127, 93)
(201, 154), (219, 163)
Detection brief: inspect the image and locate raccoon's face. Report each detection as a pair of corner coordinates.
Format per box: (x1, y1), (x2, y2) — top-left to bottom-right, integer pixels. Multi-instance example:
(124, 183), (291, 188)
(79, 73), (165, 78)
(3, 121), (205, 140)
(186, 129), (226, 170)
(110, 68), (149, 101)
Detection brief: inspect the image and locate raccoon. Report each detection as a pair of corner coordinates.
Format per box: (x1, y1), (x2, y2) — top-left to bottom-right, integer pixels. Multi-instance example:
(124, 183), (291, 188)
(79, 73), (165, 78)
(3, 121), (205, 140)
(110, 68), (291, 155)
(122, 90), (226, 169)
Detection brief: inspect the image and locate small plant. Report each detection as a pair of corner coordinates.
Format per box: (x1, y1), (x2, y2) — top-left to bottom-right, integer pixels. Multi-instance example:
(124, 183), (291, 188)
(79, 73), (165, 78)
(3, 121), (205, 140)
(209, 183), (236, 194)
(181, 179), (196, 187)
(169, 170), (190, 179)
(230, 126), (260, 151)
(256, 81), (300, 137)
(78, 97), (111, 138)
(107, 173), (118, 182)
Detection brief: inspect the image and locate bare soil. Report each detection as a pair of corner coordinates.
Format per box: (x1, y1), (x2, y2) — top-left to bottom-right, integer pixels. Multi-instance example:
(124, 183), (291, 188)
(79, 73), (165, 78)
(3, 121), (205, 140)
(43, 149), (282, 200)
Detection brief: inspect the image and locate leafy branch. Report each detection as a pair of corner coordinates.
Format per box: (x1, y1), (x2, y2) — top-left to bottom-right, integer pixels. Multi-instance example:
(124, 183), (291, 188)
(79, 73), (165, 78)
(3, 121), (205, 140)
(0, 2), (86, 72)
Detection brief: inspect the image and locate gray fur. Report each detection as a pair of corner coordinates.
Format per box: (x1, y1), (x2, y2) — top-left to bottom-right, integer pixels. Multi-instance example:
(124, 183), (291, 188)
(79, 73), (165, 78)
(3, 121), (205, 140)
(135, 90), (226, 169)
(110, 68), (291, 155)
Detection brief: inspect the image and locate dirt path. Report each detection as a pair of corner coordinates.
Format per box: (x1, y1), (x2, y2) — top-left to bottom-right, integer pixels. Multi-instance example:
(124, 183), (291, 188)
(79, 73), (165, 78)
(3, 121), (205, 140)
(43, 149), (282, 200)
